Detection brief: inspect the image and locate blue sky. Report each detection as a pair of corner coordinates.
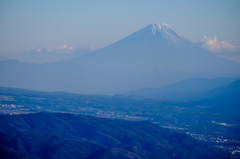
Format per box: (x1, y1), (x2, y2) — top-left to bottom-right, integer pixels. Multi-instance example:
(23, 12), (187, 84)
(0, 0), (240, 56)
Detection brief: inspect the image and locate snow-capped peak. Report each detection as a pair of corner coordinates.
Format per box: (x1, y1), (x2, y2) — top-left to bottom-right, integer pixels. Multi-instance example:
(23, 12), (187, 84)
(162, 23), (169, 26)
(150, 23), (176, 35)
(146, 23), (191, 44)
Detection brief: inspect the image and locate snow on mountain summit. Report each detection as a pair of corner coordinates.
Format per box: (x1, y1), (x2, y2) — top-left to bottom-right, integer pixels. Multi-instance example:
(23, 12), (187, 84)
(148, 23), (192, 44)
(151, 23), (170, 35)
(117, 23), (193, 47)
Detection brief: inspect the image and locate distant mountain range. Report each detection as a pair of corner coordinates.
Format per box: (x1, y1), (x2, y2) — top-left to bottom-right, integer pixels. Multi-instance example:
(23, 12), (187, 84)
(0, 113), (229, 159)
(200, 79), (240, 101)
(0, 24), (240, 94)
(125, 77), (240, 101)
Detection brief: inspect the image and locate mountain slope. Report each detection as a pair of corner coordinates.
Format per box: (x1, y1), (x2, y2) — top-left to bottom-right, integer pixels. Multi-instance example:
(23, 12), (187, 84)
(194, 80), (240, 113)
(0, 113), (229, 159)
(124, 77), (240, 100)
(201, 79), (240, 101)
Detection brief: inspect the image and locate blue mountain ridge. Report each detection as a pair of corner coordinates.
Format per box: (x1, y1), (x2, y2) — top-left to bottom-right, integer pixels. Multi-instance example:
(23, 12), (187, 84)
(124, 77), (240, 100)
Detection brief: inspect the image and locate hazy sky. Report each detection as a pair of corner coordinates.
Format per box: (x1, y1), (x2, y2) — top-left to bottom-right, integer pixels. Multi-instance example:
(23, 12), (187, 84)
(0, 0), (240, 55)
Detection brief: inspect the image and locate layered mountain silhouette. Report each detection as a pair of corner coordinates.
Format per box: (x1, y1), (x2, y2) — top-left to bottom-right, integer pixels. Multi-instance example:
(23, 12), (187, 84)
(0, 24), (240, 94)
(124, 77), (240, 100)
(0, 113), (229, 159)
(195, 80), (240, 113)
(200, 79), (240, 101)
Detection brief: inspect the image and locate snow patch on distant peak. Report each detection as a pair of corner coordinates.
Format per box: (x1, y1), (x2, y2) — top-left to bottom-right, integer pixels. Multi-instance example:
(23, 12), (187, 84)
(162, 23), (169, 27)
(148, 23), (192, 44)
(150, 23), (172, 34)
(152, 24), (157, 35)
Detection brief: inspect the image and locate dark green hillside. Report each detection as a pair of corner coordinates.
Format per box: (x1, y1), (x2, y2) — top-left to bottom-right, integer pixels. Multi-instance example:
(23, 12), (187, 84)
(0, 113), (229, 159)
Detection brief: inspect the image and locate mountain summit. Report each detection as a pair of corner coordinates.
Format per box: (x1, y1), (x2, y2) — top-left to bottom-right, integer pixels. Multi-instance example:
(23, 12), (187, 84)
(124, 23), (192, 46)
(96, 23), (193, 52)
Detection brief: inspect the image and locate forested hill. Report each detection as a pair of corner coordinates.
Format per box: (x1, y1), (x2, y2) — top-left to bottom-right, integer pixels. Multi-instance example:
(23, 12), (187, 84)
(0, 113), (229, 159)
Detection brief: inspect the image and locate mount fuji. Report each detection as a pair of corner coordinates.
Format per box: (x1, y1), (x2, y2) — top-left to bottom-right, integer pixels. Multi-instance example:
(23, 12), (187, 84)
(0, 24), (240, 94)
(69, 23), (239, 74)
